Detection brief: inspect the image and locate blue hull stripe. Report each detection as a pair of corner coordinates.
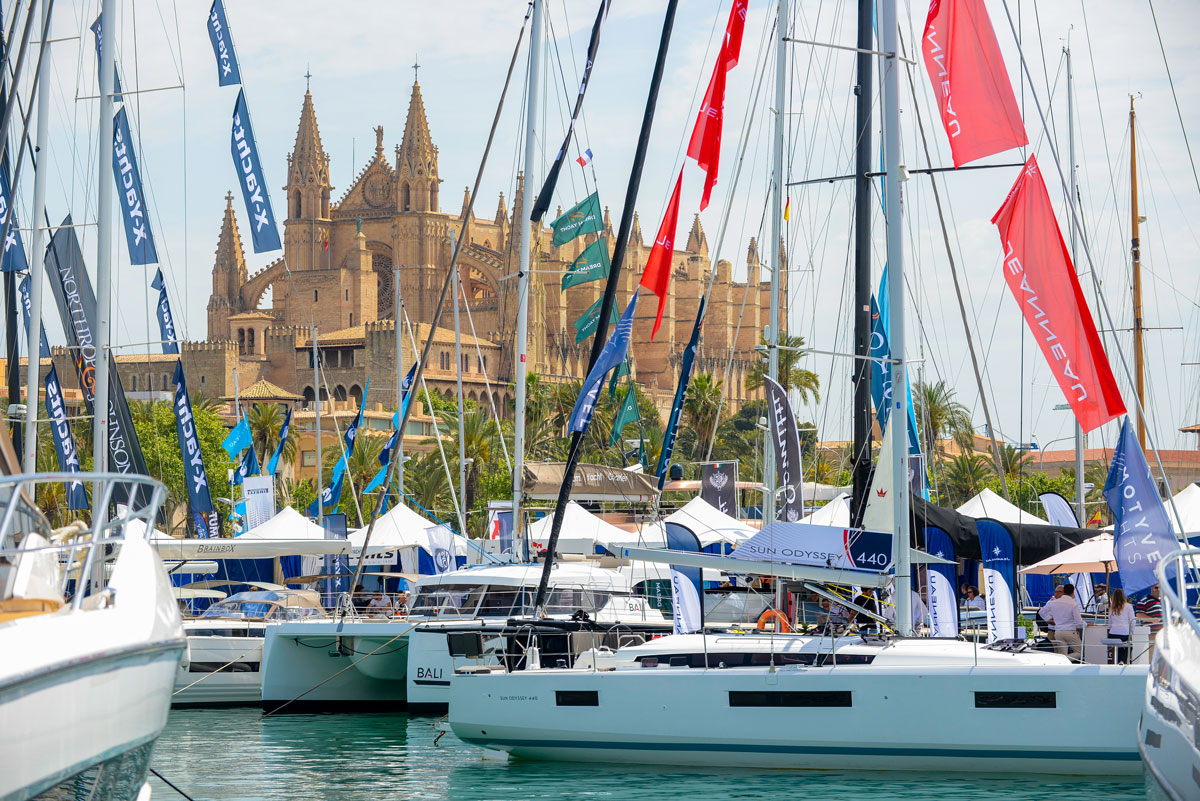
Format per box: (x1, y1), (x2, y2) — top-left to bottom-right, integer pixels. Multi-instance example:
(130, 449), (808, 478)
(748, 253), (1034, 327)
(462, 737), (1141, 762)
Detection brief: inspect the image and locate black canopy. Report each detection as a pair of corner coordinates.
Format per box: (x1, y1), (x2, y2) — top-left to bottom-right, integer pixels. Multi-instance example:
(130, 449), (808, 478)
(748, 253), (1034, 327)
(910, 494), (1094, 565)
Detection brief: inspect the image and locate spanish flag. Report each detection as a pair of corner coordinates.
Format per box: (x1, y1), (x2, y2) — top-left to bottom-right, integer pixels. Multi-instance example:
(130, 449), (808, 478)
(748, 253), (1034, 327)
(783, 196), (790, 221)
(322, 230), (329, 252)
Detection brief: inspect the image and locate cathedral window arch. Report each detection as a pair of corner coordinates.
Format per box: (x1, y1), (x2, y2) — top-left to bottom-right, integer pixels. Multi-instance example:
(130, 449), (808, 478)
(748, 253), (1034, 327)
(290, 190), (301, 218)
(238, 328), (245, 354)
(334, 385), (347, 403)
(303, 387), (316, 407)
(247, 329), (255, 353)
(349, 385), (363, 408)
(402, 184), (411, 212)
(321, 187), (330, 218)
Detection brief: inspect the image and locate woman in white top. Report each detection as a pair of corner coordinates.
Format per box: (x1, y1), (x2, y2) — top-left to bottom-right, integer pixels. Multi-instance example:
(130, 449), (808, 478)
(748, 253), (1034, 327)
(1107, 589), (1135, 664)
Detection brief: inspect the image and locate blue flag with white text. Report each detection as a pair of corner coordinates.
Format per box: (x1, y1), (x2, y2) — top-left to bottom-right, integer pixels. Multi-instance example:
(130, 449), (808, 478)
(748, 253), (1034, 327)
(150, 269), (178, 353)
(232, 444), (259, 486)
(230, 90), (281, 253)
(266, 406), (291, 476)
(0, 171), (28, 274)
(976, 519), (1016, 643)
(568, 292), (637, 434)
(44, 365), (88, 510)
(172, 360), (220, 537)
(870, 267), (920, 455)
(344, 379), (370, 452)
(90, 15), (122, 102)
(222, 415), (251, 458)
(19, 275), (50, 359)
(207, 0), (241, 86)
(657, 296), (705, 490)
(1103, 417), (1178, 594)
(112, 107), (158, 265)
(923, 526), (958, 638)
(309, 454), (346, 515)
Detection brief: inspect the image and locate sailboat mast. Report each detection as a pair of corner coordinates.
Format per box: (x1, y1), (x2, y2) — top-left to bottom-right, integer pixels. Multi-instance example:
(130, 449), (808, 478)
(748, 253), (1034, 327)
(849, 0), (873, 528)
(21, 0), (50, 473)
(313, 326), (323, 526)
(513, 0), (543, 561)
(452, 230), (468, 535)
(1130, 97), (1146, 450)
(92, 0), (116, 474)
(765, 0), (787, 526)
(394, 266), (404, 495)
(880, 0), (911, 633)
(1066, 46), (1085, 523)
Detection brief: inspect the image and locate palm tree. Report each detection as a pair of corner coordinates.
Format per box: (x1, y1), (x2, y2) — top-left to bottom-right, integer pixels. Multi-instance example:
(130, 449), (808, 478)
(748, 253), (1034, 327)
(913, 379), (974, 455)
(247, 403), (296, 468)
(745, 333), (821, 403)
(405, 450), (452, 518)
(322, 435), (385, 526)
(998, 443), (1033, 478)
(940, 452), (993, 508)
(683, 373), (724, 458)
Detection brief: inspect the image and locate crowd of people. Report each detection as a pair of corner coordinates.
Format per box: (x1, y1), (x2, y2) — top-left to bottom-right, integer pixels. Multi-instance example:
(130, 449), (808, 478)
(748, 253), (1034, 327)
(351, 584), (410, 617)
(1033, 581), (1161, 663)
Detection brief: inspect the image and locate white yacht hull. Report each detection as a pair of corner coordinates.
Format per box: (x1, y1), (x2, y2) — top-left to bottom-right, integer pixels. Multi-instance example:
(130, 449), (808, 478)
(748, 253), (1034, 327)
(450, 658), (1146, 774)
(0, 538), (184, 801)
(173, 631), (264, 707)
(1139, 601), (1200, 798)
(260, 619), (411, 712)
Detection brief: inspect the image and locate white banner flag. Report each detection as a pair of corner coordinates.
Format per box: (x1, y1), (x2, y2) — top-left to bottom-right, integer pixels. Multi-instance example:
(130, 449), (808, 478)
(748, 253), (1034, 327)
(425, 524), (457, 575)
(670, 568), (701, 635)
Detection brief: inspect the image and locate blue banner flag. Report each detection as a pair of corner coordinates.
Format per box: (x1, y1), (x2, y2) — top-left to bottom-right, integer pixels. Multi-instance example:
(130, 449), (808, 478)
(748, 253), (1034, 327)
(870, 268), (920, 455)
(266, 406), (292, 476)
(568, 292), (638, 435)
(89, 15), (122, 102)
(923, 526), (958, 638)
(0, 171), (28, 274)
(232, 444), (259, 486)
(19, 275), (50, 359)
(657, 296), (705, 490)
(344, 379), (370, 452)
(111, 108), (157, 265)
(364, 464), (388, 495)
(231, 90), (281, 253)
(1103, 417), (1178, 594)
(400, 363), (417, 417)
(172, 360), (220, 536)
(150, 269), (179, 353)
(44, 365), (88, 510)
(222, 415), (251, 458)
(207, 0), (241, 86)
(976, 519), (1017, 642)
(309, 455), (346, 515)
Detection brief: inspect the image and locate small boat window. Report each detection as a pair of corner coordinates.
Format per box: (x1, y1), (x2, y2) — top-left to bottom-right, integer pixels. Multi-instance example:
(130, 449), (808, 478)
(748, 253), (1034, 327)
(974, 691), (1056, 709)
(556, 690), (599, 707)
(729, 691), (852, 708)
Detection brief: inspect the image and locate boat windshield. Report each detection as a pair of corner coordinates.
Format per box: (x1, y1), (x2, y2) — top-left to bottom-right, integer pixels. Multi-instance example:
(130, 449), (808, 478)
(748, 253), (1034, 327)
(200, 599), (324, 621)
(410, 583), (489, 618)
(410, 582), (614, 618)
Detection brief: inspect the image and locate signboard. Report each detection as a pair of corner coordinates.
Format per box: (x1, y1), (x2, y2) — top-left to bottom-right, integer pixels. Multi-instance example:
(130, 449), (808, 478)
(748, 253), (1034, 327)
(699, 461), (738, 516)
(242, 475), (275, 531)
(730, 521), (894, 573)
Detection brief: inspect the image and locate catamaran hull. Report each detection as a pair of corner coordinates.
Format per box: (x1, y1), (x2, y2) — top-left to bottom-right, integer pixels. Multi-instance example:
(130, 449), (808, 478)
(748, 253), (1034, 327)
(450, 664), (1146, 774)
(260, 620), (410, 712)
(173, 633), (264, 707)
(1139, 625), (1200, 800)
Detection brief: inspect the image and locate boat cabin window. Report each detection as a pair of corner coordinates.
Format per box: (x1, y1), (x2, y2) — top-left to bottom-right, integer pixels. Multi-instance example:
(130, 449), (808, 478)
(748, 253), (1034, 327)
(199, 599), (322, 622)
(729, 691), (852, 708)
(410, 583), (488, 618)
(633, 652), (875, 668)
(974, 691), (1056, 709)
(187, 627), (267, 638)
(543, 588), (610, 615)
(476, 588), (533, 617)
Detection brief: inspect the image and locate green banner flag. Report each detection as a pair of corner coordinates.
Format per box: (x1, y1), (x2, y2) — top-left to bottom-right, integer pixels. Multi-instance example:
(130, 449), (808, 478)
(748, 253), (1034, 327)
(562, 237), (611, 290)
(551, 192), (603, 246)
(573, 297), (618, 344)
(609, 384), (641, 448)
(608, 357), (630, 399)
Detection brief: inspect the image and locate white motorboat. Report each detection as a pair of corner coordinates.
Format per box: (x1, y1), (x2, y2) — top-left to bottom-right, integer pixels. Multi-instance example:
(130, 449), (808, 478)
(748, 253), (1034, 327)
(174, 586), (328, 707)
(448, 630), (1146, 774)
(1139, 547), (1200, 800)
(0, 473), (185, 801)
(259, 559), (669, 712)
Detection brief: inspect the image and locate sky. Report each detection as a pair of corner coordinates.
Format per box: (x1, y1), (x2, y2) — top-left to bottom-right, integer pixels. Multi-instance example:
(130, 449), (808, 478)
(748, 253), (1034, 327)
(14, 0), (1200, 460)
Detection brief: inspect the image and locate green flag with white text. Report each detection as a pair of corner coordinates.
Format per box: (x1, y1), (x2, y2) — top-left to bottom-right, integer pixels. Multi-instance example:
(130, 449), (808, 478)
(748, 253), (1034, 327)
(562, 237), (611, 290)
(552, 192), (603, 246)
(573, 296), (618, 344)
(609, 384), (641, 448)
(608, 357), (630, 399)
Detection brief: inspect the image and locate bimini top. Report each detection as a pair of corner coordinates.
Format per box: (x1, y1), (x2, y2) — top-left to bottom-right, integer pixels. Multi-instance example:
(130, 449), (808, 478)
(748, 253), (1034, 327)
(413, 562), (633, 593)
(198, 589), (326, 620)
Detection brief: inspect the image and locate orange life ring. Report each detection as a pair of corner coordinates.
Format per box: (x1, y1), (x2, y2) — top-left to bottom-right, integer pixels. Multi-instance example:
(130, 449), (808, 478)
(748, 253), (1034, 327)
(756, 608), (791, 633)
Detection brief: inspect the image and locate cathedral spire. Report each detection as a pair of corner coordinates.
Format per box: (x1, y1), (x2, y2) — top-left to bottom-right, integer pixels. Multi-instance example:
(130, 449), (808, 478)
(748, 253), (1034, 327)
(215, 191), (247, 279)
(285, 89), (331, 222)
(685, 213), (707, 255)
(208, 192), (248, 339)
(396, 80), (440, 212)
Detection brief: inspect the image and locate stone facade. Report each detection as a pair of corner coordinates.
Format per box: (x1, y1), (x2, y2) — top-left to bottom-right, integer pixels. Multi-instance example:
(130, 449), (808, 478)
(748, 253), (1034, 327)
(200, 80), (779, 418)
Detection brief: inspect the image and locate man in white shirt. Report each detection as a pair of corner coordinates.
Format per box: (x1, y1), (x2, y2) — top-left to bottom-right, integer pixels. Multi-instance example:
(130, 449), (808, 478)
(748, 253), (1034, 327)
(367, 590), (393, 617)
(1044, 583), (1087, 660)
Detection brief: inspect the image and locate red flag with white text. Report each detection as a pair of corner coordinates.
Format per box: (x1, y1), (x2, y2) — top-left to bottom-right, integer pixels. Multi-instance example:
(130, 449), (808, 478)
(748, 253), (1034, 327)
(639, 168), (684, 341)
(687, 0), (749, 210)
(922, 0), (1027, 167)
(991, 156), (1124, 432)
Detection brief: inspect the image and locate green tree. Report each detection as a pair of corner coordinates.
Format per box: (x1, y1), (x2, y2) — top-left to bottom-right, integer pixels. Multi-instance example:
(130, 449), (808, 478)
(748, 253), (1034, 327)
(998, 443), (1033, 478)
(745, 333), (821, 402)
(247, 403), (297, 469)
(682, 373), (724, 460)
(939, 452), (994, 508)
(913, 379), (974, 456)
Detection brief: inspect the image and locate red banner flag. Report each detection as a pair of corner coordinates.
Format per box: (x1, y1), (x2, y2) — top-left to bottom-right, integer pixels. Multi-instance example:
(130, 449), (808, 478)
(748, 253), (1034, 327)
(687, 0), (749, 210)
(991, 156), (1124, 432)
(639, 168), (684, 341)
(922, 0), (1027, 167)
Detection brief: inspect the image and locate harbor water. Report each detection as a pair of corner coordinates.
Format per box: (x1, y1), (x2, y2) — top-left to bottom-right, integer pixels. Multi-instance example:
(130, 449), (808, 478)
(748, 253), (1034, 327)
(149, 709), (1158, 800)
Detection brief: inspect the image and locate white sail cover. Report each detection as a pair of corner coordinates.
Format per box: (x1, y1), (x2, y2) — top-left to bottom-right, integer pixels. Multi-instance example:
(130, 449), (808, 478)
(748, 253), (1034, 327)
(526, 501), (666, 554)
(956, 487), (1048, 525)
(665, 496), (756, 549)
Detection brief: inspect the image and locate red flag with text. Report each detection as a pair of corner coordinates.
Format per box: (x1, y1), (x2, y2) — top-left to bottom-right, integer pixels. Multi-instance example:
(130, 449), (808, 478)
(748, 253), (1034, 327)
(687, 0), (749, 210)
(922, 0), (1027, 167)
(639, 168), (684, 341)
(991, 156), (1124, 432)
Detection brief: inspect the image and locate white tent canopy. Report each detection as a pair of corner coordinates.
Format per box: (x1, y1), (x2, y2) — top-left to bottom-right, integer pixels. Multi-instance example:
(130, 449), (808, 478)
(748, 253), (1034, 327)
(348, 503), (484, 569)
(957, 487), (1049, 525)
(1167, 483), (1200, 535)
(240, 506), (328, 541)
(799, 493), (851, 527)
(527, 501), (667, 554)
(664, 497), (755, 548)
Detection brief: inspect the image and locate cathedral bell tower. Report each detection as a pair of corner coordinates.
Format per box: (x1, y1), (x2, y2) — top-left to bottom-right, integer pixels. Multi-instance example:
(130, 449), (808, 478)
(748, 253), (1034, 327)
(283, 88), (333, 271)
(395, 80), (441, 213)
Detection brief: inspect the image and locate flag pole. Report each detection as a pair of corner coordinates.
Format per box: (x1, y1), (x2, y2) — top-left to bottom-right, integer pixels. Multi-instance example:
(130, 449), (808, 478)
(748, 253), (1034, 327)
(531, 0), (680, 616)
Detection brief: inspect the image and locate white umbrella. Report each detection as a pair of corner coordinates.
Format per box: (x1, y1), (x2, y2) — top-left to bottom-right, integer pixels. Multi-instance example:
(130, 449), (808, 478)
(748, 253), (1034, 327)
(1019, 533), (1115, 575)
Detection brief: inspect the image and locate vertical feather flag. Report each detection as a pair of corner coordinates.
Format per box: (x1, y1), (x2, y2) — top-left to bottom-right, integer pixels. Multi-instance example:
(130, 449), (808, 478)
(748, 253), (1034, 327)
(686, 0), (749, 210)
(638, 168), (684, 341)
